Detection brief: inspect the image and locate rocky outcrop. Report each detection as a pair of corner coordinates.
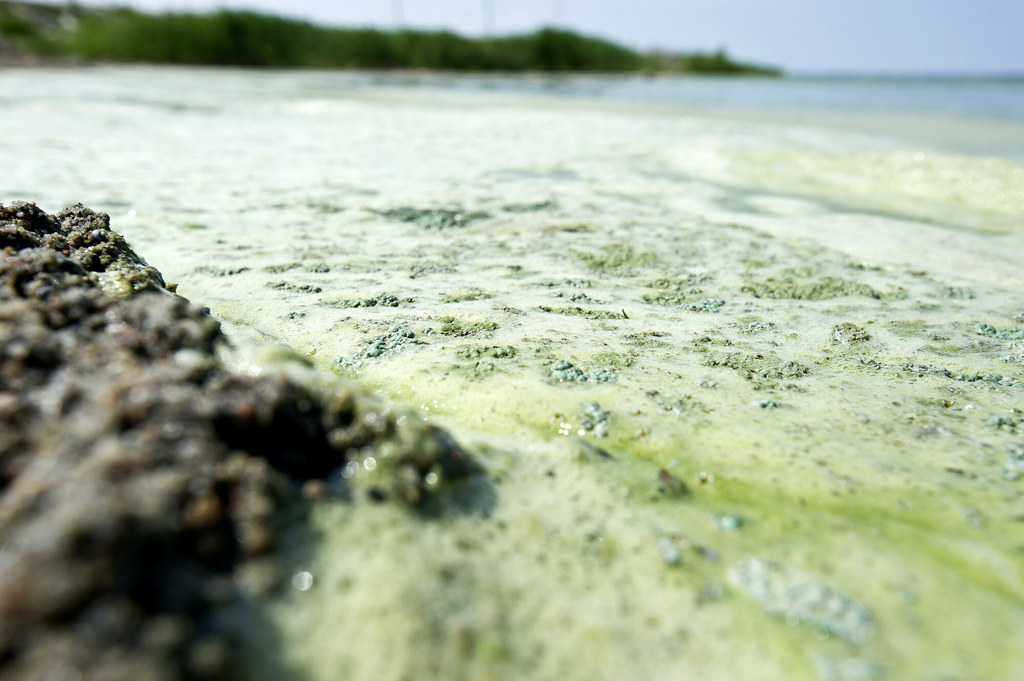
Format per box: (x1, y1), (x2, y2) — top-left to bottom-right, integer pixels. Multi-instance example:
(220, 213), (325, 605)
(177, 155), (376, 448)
(0, 203), (482, 680)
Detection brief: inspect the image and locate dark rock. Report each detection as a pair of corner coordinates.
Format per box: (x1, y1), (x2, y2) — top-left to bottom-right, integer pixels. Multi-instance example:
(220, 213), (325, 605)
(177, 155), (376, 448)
(0, 203), (483, 681)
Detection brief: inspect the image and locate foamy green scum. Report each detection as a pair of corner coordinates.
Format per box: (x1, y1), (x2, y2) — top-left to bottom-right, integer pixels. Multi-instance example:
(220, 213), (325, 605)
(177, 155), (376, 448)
(194, 203), (1024, 681)
(6, 69), (1024, 681)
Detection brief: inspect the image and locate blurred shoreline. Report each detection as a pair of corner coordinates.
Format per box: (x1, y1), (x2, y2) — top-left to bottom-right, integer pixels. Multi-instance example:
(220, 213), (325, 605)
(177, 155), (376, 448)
(0, 1), (780, 75)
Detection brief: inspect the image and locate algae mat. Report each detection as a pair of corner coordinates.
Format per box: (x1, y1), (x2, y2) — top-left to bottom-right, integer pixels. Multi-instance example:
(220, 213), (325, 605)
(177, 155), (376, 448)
(3, 67), (1024, 680)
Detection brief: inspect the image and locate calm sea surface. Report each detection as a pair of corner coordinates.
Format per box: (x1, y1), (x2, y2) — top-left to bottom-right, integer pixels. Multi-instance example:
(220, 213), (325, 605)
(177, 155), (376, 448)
(298, 71), (1024, 156)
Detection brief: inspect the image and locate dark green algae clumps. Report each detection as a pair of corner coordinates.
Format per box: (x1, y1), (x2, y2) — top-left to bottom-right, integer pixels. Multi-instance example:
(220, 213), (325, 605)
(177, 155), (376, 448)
(740, 274), (903, 301)
(0, 203), (483, 681)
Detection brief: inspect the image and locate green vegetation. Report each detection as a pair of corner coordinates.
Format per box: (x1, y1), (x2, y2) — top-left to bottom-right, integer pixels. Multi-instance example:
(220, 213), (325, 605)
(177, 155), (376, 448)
(649, 49), (778, 76)
(741, 275), (893, 301)
(590, 351), (636, 368)
(702, 352), (811, 388)
(456, 345), (518, 360)
(0, 1), (65, 54)
(0, 2), (781, 75)
(440, 289), (491, 304)
(538, 305), (628, 320)
(437, 316), (499, 337)
(577, 244), (661, 275)
(0, 5), (33, 37)
(379, 206), (491, 230)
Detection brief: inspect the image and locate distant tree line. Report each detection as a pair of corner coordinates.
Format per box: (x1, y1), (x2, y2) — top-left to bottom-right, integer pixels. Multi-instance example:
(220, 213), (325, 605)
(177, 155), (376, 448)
(0, 3), (781, 75)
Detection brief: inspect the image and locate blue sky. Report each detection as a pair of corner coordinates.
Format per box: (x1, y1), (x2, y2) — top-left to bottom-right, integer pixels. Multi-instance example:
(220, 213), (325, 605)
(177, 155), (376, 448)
(65, 0), (1024, 73)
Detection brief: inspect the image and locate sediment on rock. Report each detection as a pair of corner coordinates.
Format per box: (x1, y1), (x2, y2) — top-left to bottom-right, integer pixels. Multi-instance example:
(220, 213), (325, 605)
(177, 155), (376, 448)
(0, 203), (482, 681)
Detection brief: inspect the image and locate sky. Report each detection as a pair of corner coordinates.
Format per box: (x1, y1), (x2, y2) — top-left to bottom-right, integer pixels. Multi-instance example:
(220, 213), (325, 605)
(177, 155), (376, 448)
(60, 0), (1024, 74)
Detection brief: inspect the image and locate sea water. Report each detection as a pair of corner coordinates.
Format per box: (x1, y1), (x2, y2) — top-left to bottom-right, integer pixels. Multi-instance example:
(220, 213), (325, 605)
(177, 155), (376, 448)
(2, 66), (1024, 680)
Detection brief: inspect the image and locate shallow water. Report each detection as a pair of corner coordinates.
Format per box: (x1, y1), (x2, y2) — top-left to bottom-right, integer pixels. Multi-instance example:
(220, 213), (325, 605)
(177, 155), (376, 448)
(3, 66), (1024, 680)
